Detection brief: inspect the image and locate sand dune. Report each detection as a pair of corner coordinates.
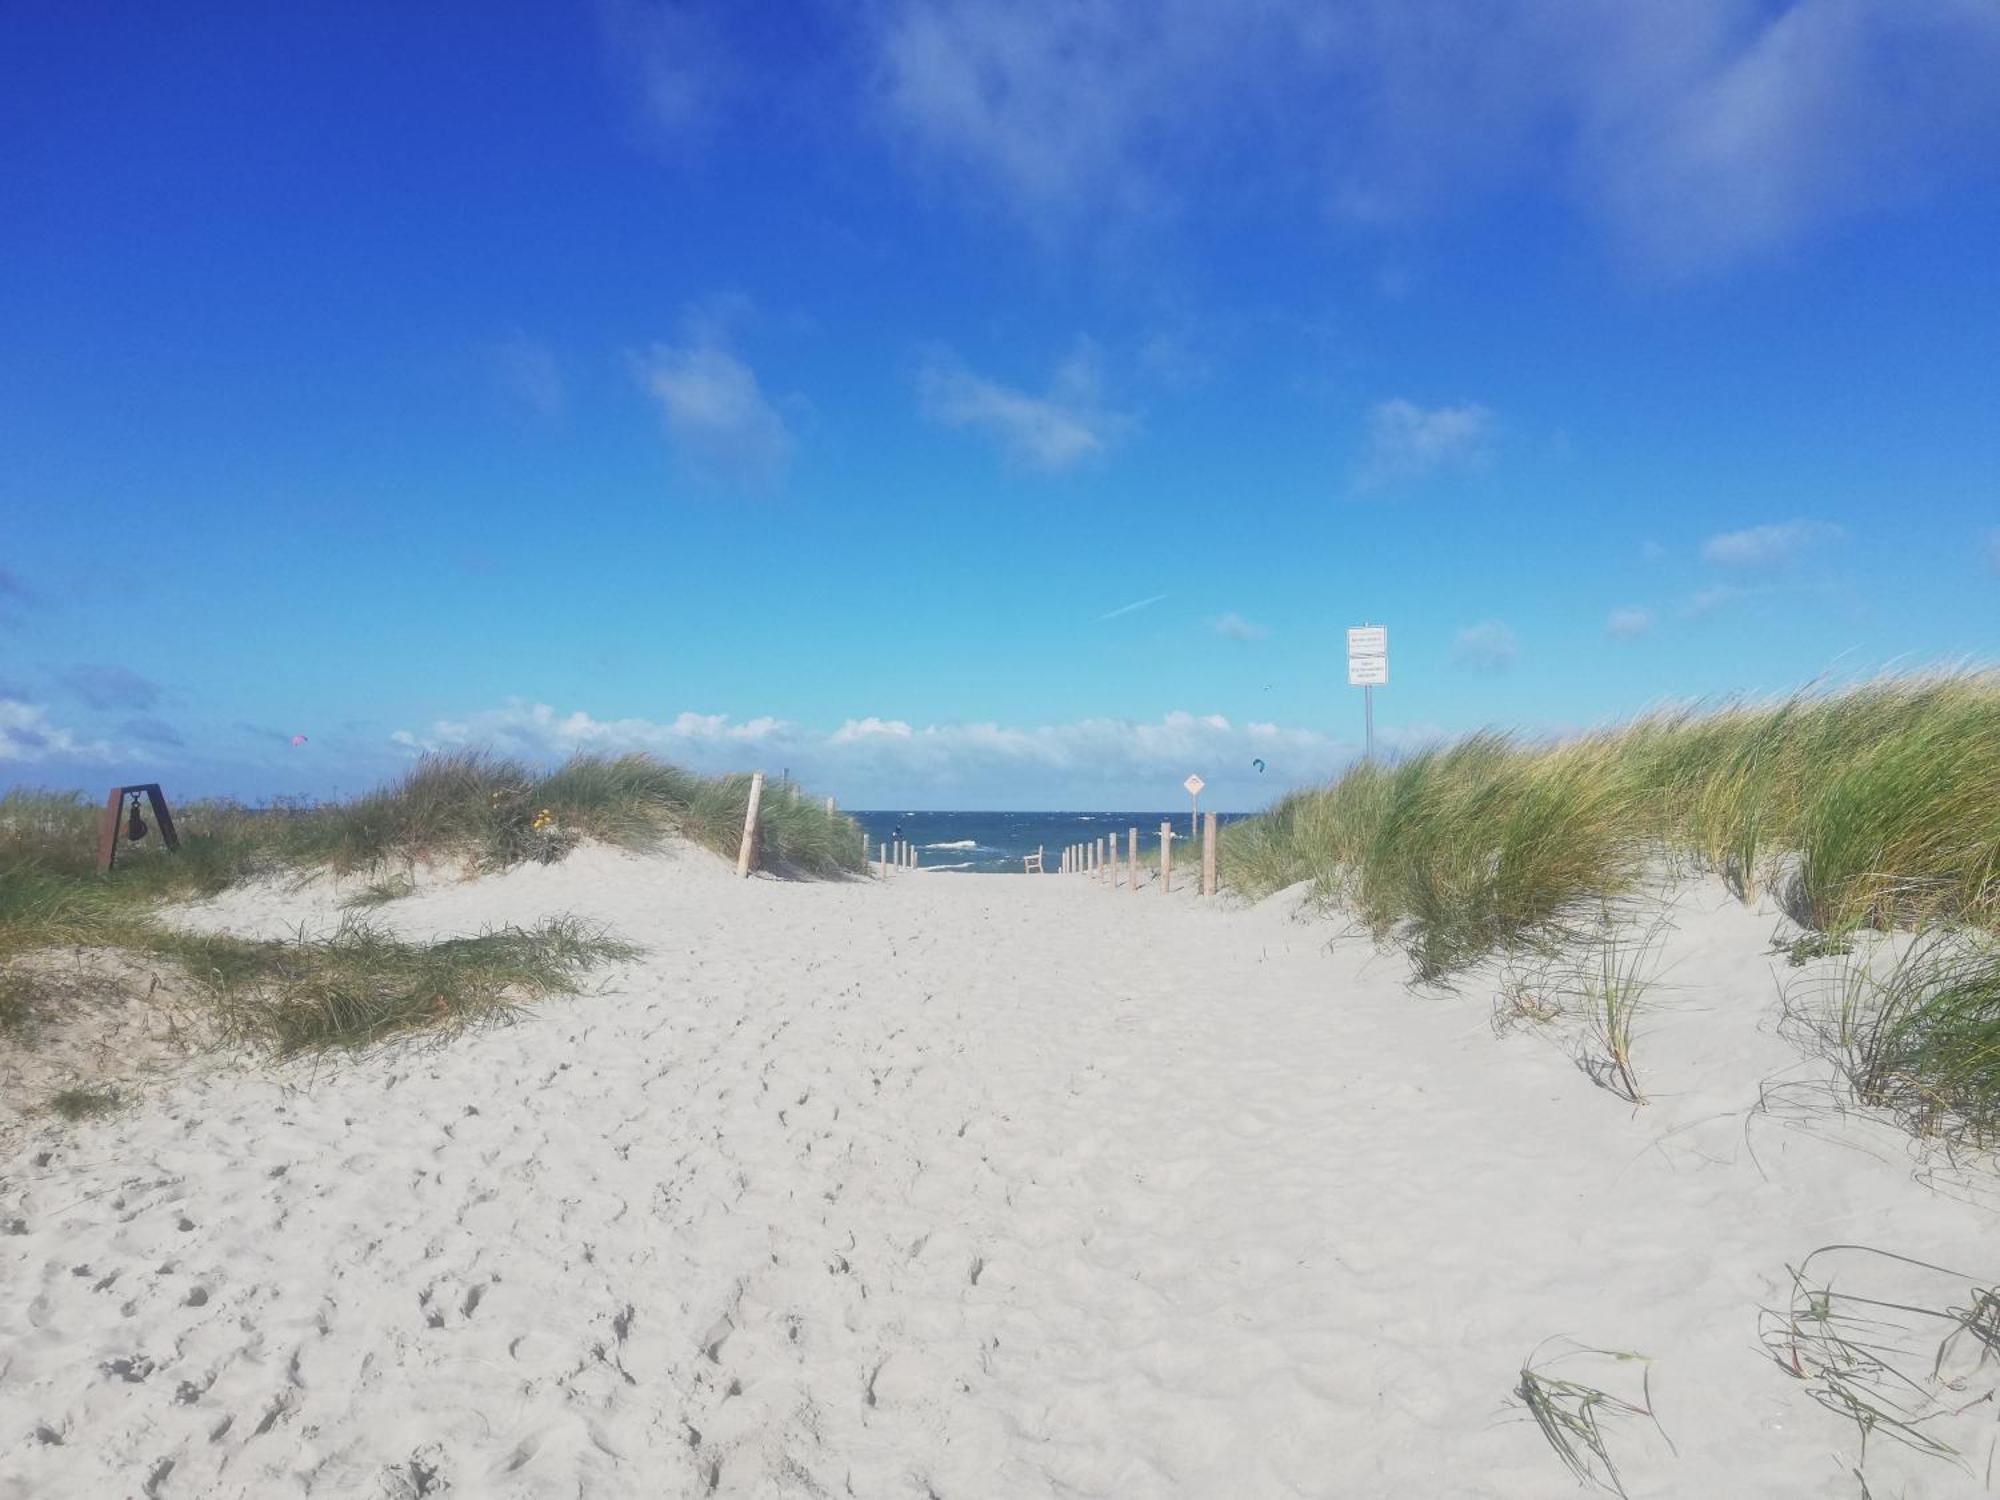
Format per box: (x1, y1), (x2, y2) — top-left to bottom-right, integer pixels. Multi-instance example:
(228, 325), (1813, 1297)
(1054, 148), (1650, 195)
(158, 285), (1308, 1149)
(3, 846), (1996, 1497)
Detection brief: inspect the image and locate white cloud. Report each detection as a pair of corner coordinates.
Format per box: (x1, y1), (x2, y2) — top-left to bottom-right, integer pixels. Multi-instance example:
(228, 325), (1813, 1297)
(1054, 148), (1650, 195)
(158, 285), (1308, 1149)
(863, 0), (2000, 272)
(388, 700), (1378, 805)
(920, 341), (1129, 471)
(0, 698), (115, 763)
(1353, 399), (1495, 490)
(1701, 519), (1844, 567)
(1605, 606), (1652, 640)
(1451, 620), (1518, 672)
(637, 339), (792, 490)
(1211, 612), (1268, 641)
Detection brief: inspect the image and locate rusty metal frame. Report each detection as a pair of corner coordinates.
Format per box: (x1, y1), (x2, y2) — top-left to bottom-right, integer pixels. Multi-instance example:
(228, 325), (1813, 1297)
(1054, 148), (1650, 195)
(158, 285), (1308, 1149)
(97, 783), (180, 873)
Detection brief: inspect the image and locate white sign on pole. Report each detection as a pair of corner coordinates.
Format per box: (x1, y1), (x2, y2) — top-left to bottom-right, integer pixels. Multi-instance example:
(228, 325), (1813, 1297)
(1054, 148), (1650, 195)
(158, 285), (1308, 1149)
(1347, 626), (1387, 658)
(1183, 774), (1205, 798)
(1347, 654), (1387, 686)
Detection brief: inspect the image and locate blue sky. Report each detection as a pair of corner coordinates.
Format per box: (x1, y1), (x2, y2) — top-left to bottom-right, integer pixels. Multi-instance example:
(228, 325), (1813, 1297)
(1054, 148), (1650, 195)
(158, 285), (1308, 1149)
(3, 1), (1998, 810)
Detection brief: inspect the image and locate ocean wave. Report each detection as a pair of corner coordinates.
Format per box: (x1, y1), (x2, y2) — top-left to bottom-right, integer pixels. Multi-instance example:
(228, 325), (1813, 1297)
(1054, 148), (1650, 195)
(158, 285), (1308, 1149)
(924, 840), (980, 850)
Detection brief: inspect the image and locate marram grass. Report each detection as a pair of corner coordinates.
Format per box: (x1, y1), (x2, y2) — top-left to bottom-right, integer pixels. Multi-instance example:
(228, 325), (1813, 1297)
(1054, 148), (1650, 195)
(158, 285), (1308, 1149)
(0, 750), (860, 1068)
(1224, 672), (2000, 980)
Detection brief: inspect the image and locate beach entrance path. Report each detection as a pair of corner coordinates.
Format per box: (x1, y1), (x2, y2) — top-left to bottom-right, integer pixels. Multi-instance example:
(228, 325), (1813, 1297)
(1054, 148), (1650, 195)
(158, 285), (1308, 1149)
(3, 845), (1994, 1498)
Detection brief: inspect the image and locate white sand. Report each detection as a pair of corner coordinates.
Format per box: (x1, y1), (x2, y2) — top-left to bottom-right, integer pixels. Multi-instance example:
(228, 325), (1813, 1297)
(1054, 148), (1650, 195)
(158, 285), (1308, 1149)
(3, 847), (1997, 1498)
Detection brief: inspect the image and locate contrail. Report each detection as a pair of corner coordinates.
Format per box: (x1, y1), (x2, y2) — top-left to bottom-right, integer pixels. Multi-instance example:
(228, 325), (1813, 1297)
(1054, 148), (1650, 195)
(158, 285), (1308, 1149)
(1097, 593), (1168, 622)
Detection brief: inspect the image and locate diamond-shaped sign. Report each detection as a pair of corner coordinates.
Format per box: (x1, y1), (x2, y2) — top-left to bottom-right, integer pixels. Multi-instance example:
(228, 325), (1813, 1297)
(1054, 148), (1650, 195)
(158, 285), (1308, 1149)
(1184, 774), (1205, 797)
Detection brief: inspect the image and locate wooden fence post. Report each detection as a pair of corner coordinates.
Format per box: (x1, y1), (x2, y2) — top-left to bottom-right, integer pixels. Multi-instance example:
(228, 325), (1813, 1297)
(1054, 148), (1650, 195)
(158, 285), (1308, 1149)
(1128, 827), (1138, 892)
(736, 771), (765, 878)
(1202, 811), (1217, 897)
(879, 841), (888, 877)
(1158, 821), (1172, 894)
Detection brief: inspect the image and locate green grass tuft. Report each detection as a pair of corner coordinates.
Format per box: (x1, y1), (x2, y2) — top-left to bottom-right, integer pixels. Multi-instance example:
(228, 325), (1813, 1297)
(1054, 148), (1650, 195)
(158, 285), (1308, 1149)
(46, 1086), (120, 1120)
(1834, 929), (2000, 1146)
(1223, 671), (2000, 980)
(171, 917), (641, 1057)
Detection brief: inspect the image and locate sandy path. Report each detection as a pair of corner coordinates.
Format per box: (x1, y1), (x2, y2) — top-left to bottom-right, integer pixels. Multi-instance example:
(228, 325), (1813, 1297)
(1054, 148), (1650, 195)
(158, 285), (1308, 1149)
(3, 848), (1996, 1497)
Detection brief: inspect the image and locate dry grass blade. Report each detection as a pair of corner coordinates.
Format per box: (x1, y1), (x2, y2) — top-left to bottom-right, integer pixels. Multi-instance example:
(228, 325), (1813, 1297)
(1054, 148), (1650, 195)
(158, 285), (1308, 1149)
(1760, 1244), (2000, 1470)
(1513, 1340), (1670, 1497)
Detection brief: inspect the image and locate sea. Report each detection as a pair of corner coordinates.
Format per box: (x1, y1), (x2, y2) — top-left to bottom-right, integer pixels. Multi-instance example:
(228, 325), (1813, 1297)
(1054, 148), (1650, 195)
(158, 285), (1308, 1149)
(850, 810), (1247, 874)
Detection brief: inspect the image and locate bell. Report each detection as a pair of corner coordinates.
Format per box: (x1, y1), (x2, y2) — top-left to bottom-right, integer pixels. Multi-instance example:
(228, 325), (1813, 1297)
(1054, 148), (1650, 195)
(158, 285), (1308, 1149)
(126, 799), (149, 841)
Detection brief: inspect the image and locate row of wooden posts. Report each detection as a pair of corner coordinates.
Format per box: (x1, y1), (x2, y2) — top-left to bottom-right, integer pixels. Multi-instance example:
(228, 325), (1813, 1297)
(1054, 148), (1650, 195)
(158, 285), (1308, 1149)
(728, 770), (1215, 892)
(732, 771), (918, 879)
(1060, 812), (1220, 897)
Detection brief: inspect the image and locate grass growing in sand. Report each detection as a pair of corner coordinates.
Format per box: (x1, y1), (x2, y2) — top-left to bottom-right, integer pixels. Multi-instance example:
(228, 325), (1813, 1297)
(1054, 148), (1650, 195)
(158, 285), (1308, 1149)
(1760, 1244), (2000, 1470)
(1, 752), (857, 1094)
(1224, 672), (2000, 977)
(1513, 1341), (1669, 1498)
(168, 916), (639, 1056)
(1832, 930), (2000, 1148)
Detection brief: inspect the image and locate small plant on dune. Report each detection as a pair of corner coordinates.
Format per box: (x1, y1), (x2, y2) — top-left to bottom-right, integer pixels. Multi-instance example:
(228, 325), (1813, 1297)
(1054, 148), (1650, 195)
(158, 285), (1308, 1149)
(1831, 929), (2000, 1147)
(1513, 1340), (1670, 1498)
(1760, 1244), (2000, 1471)
(1774, 930), (1854, 967)
(341, 870), (418, 910)
(46, 1086), (120, 1120)
(1571, 917), (1669, 1106)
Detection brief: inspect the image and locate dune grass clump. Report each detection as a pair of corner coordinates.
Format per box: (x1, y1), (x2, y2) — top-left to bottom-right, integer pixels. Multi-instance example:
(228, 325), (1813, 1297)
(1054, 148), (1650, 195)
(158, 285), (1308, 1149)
(1, 749), (849, 1079)
(1222, 672), (2000, 980)
(1833, 930), (2000, 1146)
(169, 916), (640, 1056)
(46, 1086), (120, 1121)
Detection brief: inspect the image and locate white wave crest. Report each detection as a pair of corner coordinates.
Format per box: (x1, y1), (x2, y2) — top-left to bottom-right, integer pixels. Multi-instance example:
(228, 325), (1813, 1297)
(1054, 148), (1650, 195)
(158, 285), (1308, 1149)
(924, 840), (979, 850)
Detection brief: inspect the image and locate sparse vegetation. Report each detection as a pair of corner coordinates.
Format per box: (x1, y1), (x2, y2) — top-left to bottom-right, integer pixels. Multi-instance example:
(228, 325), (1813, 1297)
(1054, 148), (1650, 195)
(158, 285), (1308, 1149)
(46, 1086), (119, 1121)
(1831, 929), (2000, 1146)
(1760, 1244), (1999, 1471)
(1513, 1341), (1670, 1497)
(175, 916), (640, 1056)
(0, 751), (856, 1095)
(1224, 672), (2000, 979)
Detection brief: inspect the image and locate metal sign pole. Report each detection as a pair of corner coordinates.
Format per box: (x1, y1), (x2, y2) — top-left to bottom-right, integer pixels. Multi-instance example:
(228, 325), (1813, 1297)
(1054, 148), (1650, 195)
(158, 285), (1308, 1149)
(1365, 682), (1374, 762)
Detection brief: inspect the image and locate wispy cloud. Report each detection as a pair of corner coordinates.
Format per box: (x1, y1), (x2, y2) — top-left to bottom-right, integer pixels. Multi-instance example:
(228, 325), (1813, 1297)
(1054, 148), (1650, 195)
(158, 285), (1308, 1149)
(863, 0), (2000, 272)
(490, 332), (565, 420)
(1605, 606), (1653, 640)
(1451, 620), (1518, 672)
(1210, 612), (1268, 641)
(920, 340), (1129, 471)
(0, 697), (115, 763)
(1701, 519), (1844, 567)
(598, 0), (736, 140)
(1683, 583), (1759, 619)
(1353, 399), (1495, 490)
(64, 664), (161, 712)
(1098, 593), (1167, 622)
(637, 338), (793, 490)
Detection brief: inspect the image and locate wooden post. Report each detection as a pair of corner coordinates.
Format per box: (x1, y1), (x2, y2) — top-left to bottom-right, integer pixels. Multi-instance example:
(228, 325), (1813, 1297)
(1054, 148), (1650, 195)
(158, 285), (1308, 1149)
(1128, 826), (1138, 892)
(879, 841), (888, 877)
(826, 796), (836, 816)
(1159, 821), (1172, 894)
(1110, 835), (1119, 889)
(1097, 836), (1107, 882)
(1202, 811), (1217, 897)
(735, 771), (765, 878)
